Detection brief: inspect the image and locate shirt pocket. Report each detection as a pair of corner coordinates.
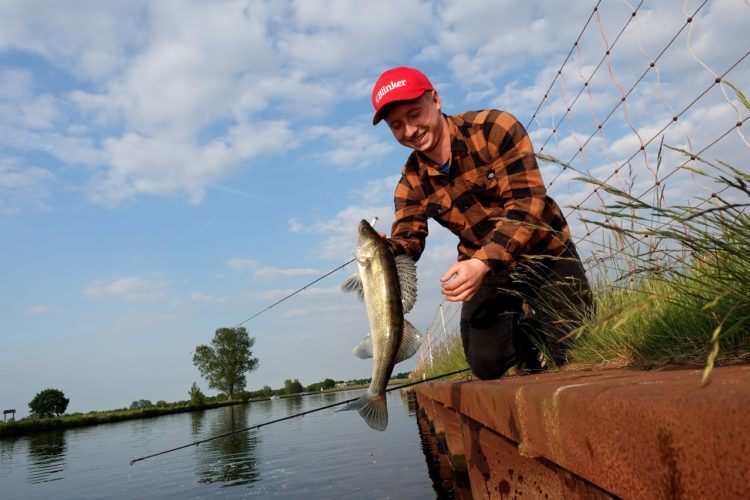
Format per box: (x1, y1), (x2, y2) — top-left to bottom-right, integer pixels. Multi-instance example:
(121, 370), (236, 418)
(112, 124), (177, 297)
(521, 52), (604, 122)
(464, 165), (503, 202)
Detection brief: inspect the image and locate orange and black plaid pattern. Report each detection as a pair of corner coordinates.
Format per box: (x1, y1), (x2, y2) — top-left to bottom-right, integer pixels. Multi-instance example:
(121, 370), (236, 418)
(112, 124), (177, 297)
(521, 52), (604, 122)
(388, 109), (571, 270)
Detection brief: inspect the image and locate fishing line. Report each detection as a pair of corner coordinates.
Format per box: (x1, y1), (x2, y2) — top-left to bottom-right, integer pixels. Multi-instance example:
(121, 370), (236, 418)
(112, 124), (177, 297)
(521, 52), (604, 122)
(130, 366), (469, 465)
(234, 217), (379, 327)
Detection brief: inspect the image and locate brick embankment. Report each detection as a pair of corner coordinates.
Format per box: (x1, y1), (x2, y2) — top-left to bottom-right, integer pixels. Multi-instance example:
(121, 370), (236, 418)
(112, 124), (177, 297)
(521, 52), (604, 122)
(414, 365), (750, 499)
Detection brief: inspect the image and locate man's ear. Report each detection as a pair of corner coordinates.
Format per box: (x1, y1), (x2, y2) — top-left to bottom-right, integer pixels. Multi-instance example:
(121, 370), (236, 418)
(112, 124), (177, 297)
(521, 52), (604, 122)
(432, 91), (442, 111)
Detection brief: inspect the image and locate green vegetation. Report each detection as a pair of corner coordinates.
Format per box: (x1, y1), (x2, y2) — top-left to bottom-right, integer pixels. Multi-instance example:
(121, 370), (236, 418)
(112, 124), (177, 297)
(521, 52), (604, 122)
(568, 86), (750, 380)
(193, 326), (259, 400)
(129, 399), (153, 410)
(0, 398), (243, 439)
(305, 378), (336, 392)
(189, 382), (206, 405)
(0, 374), (405, 438)
(568, 150), (750, 380)
(283, 378), (304, 395)
(413, 334), (469, 380)
(28, 388), (69, 418)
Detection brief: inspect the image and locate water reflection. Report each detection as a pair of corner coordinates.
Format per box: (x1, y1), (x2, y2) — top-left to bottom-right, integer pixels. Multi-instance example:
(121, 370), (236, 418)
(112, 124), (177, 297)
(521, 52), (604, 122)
(26, 431), (66, 484)
(0, 436), (20, 464)
(284, 395), (303, 413)
(415, 406), (472, 499)
(190, 409), (205, 436)
(196, 404), (260, 487)
(4, 391), (441, 497)
(317, 391), (339, 405)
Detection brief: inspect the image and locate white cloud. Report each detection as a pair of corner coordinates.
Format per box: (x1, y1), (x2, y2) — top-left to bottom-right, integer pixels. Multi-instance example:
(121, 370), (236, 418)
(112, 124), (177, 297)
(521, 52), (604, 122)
(254, 266), (321, 278)
(0, 160), (54, 215)
(190, 292), (229, 304)
(227, 257), (259, 270)
(0, 1), (147, 81)
(227, 256), (320, 278)
(90, 119), (293, 206)
(282, 0), (435, 74)
(306, 125), (395, 169)
(249, 286), (340, 302)
(25, 305), (62, 315)
(85, 277), (167, 303)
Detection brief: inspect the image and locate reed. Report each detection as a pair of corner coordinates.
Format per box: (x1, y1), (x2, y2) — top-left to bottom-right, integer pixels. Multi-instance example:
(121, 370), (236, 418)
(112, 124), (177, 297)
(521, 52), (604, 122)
(568, 149), (750, 381)
(415, 333), (469, 380)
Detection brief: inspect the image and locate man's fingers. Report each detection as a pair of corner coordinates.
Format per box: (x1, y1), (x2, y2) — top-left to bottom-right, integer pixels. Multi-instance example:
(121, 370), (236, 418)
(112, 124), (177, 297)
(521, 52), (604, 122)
(443, 280), (471, 298)
(440, 269), (458, 283)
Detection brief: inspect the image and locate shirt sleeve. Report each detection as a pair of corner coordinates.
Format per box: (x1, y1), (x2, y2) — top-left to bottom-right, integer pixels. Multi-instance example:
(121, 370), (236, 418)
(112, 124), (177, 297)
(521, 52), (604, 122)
(387, 173), (428, 260)
(472, 113), (550, 267)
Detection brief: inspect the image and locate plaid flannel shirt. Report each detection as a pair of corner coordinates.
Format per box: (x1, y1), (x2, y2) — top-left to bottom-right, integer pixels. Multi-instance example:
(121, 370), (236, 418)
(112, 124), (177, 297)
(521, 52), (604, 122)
(388, 109), (571, 270)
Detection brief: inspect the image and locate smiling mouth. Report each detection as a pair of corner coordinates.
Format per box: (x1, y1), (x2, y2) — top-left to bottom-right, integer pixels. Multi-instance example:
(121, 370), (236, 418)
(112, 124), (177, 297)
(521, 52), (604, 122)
(410, 132), (425, 144)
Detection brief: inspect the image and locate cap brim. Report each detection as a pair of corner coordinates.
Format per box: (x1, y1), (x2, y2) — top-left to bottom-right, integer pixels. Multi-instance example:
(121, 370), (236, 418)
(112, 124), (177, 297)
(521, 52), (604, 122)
(372, 88), (430, 125)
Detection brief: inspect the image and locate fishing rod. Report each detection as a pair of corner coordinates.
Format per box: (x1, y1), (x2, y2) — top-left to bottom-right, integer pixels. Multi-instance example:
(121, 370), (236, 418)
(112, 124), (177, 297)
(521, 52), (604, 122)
(130, 366), (469, 465)
(234, 217), (379, 328)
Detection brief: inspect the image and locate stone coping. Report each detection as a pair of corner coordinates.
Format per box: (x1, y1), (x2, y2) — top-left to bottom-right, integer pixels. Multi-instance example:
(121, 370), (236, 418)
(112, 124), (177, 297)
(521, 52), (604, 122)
(414, 365), (750, 498)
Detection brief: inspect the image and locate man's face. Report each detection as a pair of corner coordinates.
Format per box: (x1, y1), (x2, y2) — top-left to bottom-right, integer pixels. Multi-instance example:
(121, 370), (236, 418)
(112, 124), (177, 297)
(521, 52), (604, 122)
(383, 91), (444, 155)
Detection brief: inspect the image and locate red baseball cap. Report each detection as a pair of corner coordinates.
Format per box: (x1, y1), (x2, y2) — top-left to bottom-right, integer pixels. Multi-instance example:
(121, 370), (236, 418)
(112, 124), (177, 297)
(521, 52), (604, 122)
(371, 66), (434, 125)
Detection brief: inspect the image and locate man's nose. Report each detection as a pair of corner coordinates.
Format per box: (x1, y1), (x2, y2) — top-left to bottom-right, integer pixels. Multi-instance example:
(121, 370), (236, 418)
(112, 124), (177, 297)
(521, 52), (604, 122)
(404, 122), (418, 138)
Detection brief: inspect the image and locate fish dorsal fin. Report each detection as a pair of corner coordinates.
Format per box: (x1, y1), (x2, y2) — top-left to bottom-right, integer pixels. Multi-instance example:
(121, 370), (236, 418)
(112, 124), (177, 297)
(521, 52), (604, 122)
(340, 272), (364, 302)
(395, 255), (417, 313)
(394, 319), (423, 364)
(352, 335), (373, 359)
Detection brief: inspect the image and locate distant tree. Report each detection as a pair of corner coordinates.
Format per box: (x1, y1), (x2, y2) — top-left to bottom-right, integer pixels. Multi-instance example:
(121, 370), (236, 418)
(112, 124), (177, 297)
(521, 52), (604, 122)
(284, 379), (304, 395)
(193, 327), (259, 400)
(306, 378), (337, 392)
(156, 400), (168, 407)
(130, 399), (153, 410)
(28, 388), (69, 418)
(189, 382), (206, 406)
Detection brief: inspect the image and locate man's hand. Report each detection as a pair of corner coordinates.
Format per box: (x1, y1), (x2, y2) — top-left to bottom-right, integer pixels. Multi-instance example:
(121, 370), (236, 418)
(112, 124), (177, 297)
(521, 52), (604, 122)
(440, 258), (490, 302)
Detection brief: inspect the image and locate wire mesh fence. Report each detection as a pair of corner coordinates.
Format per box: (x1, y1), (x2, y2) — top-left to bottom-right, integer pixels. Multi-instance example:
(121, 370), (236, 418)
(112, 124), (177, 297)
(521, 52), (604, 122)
(413, 0), (750, 374)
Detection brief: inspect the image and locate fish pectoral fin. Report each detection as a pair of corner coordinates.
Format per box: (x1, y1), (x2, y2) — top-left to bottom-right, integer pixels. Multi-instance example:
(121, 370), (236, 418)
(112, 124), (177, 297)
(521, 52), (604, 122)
(340, 272), (365, 302)
(337, 394), (388, 431)
(395, 255), (418, 313)
(352, 335), (373, 359)
(394, 319), (423, 364)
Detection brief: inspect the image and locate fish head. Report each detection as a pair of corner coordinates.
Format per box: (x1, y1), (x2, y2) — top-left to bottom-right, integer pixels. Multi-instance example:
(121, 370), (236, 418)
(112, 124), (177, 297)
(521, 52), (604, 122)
(356, 219), (384, 260)
(358, 219), (379, 238)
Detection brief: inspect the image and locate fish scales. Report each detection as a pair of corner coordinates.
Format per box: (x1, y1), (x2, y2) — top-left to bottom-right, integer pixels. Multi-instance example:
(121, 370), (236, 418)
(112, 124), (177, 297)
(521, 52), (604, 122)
(339, 219), (422, 431)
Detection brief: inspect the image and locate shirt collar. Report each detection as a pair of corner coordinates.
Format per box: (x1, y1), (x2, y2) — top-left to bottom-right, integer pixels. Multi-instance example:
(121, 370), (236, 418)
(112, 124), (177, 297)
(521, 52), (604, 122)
(415, 114), (468, 177)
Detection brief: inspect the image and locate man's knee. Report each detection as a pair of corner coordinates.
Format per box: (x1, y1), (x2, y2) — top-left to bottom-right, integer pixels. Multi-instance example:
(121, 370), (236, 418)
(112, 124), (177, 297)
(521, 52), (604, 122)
(468, 353), (517, 380)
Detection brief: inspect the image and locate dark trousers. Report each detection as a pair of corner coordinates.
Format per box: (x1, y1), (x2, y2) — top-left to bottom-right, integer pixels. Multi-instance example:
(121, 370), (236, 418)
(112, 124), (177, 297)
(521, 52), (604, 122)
(460, 242), (593, 380)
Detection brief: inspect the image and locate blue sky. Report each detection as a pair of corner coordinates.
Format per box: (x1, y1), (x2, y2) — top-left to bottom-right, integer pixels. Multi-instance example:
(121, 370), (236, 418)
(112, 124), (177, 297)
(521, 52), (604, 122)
(1, 0), (748, 416)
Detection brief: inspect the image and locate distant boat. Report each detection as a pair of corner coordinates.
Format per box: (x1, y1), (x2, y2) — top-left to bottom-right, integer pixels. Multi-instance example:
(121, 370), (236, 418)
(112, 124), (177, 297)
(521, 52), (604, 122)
(269, 395), (280, 400)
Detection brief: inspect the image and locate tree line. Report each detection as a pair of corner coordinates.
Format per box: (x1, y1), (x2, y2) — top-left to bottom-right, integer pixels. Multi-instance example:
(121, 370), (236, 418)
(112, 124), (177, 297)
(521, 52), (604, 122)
(8, 326), (410, 422)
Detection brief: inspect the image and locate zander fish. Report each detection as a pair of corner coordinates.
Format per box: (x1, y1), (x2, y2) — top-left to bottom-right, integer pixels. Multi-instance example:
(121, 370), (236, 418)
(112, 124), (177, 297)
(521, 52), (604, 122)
(339, 219), (422, 431)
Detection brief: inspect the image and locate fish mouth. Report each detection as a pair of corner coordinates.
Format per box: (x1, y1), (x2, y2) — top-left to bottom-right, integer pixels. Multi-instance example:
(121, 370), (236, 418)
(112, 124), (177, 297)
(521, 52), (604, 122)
(358, 219), (373, 234)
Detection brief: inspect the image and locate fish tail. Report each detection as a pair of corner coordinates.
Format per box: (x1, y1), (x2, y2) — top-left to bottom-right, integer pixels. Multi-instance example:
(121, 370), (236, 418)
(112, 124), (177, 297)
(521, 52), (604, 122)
(338, 394), (388, 431)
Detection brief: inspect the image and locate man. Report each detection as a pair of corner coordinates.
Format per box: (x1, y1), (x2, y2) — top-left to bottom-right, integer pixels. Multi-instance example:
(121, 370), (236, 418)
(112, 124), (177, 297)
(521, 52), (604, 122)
(371, 66), (592, 379)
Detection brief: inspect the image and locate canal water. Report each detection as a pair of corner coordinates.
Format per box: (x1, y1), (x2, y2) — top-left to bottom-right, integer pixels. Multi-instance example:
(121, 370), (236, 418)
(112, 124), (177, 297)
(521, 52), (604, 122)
(0, 390), (453, 498)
